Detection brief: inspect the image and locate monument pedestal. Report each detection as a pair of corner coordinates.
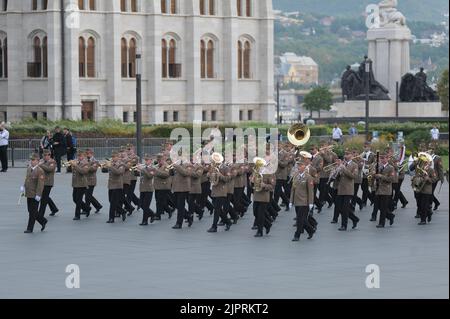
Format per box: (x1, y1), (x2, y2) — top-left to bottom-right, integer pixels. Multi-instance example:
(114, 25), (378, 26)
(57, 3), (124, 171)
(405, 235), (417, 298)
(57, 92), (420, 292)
(334, 101), (443, 118)
(367, 26), (411, 98)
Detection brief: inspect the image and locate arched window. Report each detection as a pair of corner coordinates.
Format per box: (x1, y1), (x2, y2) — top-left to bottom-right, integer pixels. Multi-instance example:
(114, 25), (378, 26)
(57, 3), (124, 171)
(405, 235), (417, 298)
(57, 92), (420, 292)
(237, 0), (241, 16)
(209, 0), (215, 15)
(79, 37), (86, 77)
(43, 0), (47, 10)
(200, 0), (205, 15)
(207, 40), (214, 78)
(89, 0), (95, 10)
(32, 0), (38, 10)
(170, 0), (176, 14)
(1, 0), (7, 11)
(243, 41), (251, 78)
(169, 39), (176, 76)
(200, 40), (206, 78)
(33, 37), (41, 77)
(121, 38), (127, 78)
(162, 37), (181, 78)
(3, 38), (7, 78)
(120, 0), (126, 11)
(161, 0), (166, 13)
(246, 0), (251, 17)
(42, 36), (48, 78)
(78, 0), (84, 10)
(86, 37), (95, 77)
(0, 39), (3, 78)
(161, 39), (167, 78)
(237, 41), (242, 79)
(128, 38), (136, 78)
(130, 0), (137, 12)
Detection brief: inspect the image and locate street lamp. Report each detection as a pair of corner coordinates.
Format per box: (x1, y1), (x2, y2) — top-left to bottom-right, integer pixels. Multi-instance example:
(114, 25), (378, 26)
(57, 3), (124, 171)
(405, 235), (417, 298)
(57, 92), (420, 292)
(136, 51), (143, 162)
(364, 57), (372, 142)
(276, 73), (282, 124)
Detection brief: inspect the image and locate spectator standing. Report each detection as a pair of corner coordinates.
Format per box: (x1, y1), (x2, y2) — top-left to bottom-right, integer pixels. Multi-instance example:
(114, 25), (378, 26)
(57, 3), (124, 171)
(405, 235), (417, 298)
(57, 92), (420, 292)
(39, 130), (54, 159)
(52, 127), (64, 173)
(64, 128), (75, 161)
(430, 126), (440, 141)
(0, 123), (9, 172)
(332, 123), (343, 144)
(348, 123), (358, 138)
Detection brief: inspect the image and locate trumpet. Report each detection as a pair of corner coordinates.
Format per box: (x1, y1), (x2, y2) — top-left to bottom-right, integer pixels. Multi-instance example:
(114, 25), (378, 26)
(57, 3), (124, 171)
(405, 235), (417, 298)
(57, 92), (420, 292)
(62, 160), (76, 168)
(99, 160), (112, 168)
(166, 160), (182, 170)
(319, 145), (335, 152)
(130, 164), (146, 171)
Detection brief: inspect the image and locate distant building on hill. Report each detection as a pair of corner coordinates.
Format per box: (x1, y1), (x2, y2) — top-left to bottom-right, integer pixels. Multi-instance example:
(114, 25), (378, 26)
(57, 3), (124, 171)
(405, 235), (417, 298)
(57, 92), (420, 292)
(277, 53), (319, 86)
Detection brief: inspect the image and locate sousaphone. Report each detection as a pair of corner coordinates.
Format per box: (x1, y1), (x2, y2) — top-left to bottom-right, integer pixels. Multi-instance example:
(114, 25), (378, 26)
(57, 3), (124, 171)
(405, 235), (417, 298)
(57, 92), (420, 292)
(287, 123), (311, 147)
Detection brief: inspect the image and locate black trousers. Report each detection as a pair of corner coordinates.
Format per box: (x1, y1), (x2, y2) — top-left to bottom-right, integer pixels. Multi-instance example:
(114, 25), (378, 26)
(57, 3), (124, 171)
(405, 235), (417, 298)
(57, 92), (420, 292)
(108, 189), (123, 221)
(212, 197), (230, 228)
(72, 187), (89, 218)
(54, 150), (63, 172)
(376, 195), (395, 226)
(246, 174), (253, 199)
(233, 187), (245, 214)
(85, 185), (102, 211)
(393, 179), (408, 206)
(418, 193), (432, 222)
(129, 180), (140, 206)
(122, 184), (134, 211)
(313, 184), (322, 209)
(337, 195), (359, 229)
(319, 178), (333, 205)
(431, 182), (440, 207)
(351, 183), (363, 208)
(332, 189), (340, 222)
(294, 206), (314, 238)
(140, 192), (154, 223)
(188, 193), (202, 217)
(26, 197), (46, 231)
(175, 192), (188, 226)
(155, 189), (170, 217)
(38, 185), (58, 218)
(0, 145), (7, 171)
(200, 182), (214, 212)
(253, 201), (268, 232)
(361, 178), (373, 205)
(274, 179), (290, 206)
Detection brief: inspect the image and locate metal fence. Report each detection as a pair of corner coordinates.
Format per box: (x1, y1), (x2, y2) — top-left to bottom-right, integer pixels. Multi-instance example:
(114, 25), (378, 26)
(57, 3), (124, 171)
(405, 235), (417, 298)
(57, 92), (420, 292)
(7, 138), (167, 167)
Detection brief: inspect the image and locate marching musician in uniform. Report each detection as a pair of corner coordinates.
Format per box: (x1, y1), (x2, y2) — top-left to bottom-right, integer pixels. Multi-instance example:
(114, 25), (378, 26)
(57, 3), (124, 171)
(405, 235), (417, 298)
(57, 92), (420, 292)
(310, 145), (324, 213)
(413, 153), (438, 225)
(38, 149), (59, 218)
(393, 141), (408, 209)
(106, 151), (126, 223)
(71, 150), (91, 221)
(319, 142), (336, 208)
(351, 149), (364, 211)
(207, 153), (232, 233)
(430, 145), (445, 211)
(251, 157), (276, 237)
(85, 149), (103, 214)
(290, 161), (315, 241)
(123, 156), (136, 216)
(137, 155), (156, 226)
(360, 142), (375, 207)
(330, 157), (342, 224)
(335, 150), (360, 231)
(189, 158), (205, 222)
(22, 153), (47, 233)
(126, 145), (141, 209)
(153, 154), (173, 220)
(171, 158), (192, 229)
(373, 152), (396, 228)
(200, 161), (214, 216)
(387, 147), (400, 212)
(274, 145), (290, 211)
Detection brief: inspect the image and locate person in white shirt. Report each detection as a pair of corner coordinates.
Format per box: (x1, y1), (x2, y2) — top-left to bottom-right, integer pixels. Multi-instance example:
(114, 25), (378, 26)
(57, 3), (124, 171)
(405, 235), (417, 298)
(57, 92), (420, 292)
(332, 124), (343, 143)
(0, 124), (9, 172)
(430, 126), (440, 141)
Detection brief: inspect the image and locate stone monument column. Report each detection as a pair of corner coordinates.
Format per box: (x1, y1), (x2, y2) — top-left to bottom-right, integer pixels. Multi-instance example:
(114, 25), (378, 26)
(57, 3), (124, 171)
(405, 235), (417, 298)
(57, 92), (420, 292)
(367, 0), (411, 98)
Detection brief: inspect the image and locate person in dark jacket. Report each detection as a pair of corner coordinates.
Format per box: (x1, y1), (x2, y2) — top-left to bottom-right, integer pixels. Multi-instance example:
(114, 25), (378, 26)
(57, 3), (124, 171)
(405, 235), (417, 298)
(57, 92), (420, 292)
(52, 127), (65, 173)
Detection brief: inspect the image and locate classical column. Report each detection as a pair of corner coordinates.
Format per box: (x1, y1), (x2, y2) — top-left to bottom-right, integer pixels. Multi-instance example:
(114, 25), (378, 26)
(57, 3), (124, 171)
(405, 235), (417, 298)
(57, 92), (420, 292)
(389, 39), (402, 98)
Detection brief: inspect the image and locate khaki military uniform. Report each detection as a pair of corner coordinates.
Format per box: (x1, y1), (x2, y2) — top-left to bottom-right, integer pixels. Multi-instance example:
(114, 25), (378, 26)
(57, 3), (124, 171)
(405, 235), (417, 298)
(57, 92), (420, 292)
(72, 160), (89, 188)
(290, 173), (314, 206)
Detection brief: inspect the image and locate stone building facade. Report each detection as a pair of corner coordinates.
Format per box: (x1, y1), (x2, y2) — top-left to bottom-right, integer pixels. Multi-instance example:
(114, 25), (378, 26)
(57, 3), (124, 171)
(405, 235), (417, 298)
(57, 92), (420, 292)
(0, 0), (275, 123)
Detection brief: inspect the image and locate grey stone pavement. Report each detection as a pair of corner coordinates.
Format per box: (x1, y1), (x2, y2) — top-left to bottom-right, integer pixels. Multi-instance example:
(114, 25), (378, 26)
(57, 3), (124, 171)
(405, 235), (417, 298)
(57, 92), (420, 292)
(0, 169), (448, 299)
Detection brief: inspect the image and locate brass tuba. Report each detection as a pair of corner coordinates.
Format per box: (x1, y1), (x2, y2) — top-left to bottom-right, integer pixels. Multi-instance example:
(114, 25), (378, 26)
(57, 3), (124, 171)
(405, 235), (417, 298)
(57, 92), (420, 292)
(209, 152), (224, 186)
(287, 123), (311, 147)
(252, 157), (267, 192)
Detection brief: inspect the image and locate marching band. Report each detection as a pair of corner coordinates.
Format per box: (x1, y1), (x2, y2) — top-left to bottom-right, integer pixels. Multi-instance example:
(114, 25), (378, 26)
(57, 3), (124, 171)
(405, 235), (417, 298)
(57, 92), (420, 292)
(19, 130), (446, 240)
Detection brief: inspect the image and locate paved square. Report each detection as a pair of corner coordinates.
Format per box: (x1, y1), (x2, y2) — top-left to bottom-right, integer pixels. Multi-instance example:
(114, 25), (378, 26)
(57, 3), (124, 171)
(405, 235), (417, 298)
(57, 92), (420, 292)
(0, 169), (448, 299)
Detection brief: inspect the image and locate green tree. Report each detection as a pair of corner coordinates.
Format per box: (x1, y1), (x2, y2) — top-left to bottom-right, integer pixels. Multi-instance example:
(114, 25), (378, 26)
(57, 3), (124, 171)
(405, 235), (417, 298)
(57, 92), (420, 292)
(303, 86), (333, 118)
(437, 69), (449, 111)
